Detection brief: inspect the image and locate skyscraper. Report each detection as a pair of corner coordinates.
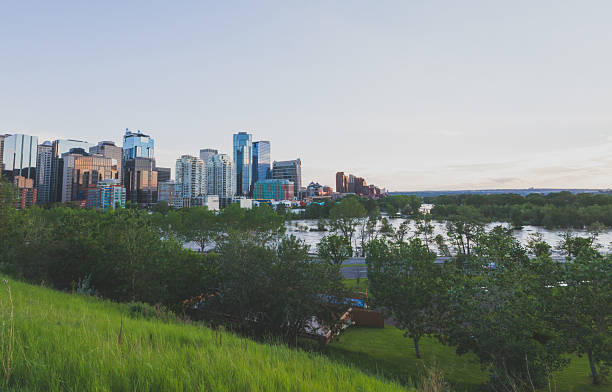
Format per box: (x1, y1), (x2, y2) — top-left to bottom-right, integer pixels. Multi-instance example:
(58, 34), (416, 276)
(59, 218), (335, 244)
(154, 167), (171, 183)
(252, 141), (271, 185)
(272, 159), (302, 197)
(90, 141), (122, 183)
(50, 139), (93, 202)
(1, 134), (38, 183)
(175, 155), (206, 206)
(0, 134), (6, 172)
(123, 129), (157, 206)
(122, 129), (154, 160)
(336, 172), (348, 193)
(207, 154), (235, 199)
(61, 149), (114, 203)
(36, 141), (53, 203)
(199, 148), (218, 164)
(233, 132), (252, 196)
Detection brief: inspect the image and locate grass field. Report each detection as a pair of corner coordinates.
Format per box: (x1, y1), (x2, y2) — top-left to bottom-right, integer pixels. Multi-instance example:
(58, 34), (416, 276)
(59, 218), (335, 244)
(0, 276), (405, 392)
(327, 326), (612, 392)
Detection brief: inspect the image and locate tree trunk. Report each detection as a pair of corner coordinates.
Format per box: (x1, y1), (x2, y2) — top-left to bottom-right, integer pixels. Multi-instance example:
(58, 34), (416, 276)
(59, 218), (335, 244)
(588, 349), (599, 385)
(413, 336), (421, 359)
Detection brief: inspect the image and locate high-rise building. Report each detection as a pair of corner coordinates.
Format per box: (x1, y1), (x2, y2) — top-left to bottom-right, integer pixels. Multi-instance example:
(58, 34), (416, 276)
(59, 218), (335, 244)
(124, 157), (158, 206)
(86, 179), (126, 210)
(252, 141), (271, 185)
(272, 159), (301, 196)
(90, 141), (122, 183)
(336, 172), (348, 193)
(254, 179), (294, 201)
(61, 149), (114, 202)
(158, 180), (181, 208)
(50, 139), (92, 202)
(233, 132), (252, 196)
(0, 134), (7, 172)
(155, 167), (171, 183)
(207, 154), (235, 199)
(1, 134), (38, 183)
(123, 129), (154, 160)
(14, 176), (37, 209)
(175, 155), (205, 206)
(36, 141), (53, 203)
(123, 129), (157, 206)
(199, 148), (218, 164)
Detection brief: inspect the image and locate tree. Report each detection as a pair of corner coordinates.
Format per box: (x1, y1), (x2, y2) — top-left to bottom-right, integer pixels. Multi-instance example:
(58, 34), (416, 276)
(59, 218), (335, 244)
(328, 197), (366, 246)
(366, 238), (450, 359)
(557, 248), (612, 384)
(179, 207), (218, 252)
(318, 234), (352, 266)
(414, 212), (434, 249)
(526, 232), (552, 257)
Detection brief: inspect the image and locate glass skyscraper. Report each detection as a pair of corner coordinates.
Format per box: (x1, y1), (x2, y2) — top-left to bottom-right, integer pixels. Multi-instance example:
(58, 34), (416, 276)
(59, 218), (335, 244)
(232, 132), (252, 196)
(50, 139), (92, 202)
(123, 129), (154, 160)
(2, 134), (38, 182)
(252, 141), (271, 185)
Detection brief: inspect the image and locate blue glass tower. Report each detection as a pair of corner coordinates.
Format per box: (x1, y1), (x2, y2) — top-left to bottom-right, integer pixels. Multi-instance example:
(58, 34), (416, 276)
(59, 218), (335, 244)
(2, 134), (38, 182)
(233, 132), (252, 196)
(252, 141), (271, 185)
(122, 129), (154, 160)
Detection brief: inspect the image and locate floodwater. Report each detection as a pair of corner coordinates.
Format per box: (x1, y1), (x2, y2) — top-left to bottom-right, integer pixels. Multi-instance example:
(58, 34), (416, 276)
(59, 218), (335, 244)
(285, 218), (612, 256)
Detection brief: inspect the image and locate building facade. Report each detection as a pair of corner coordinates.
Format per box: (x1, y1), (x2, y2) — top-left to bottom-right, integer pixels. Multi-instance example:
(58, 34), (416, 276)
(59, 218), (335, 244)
(86, 179), (126, 210)
(90, 141), (122, 183)
(254, 179), (294, 201)
(252, 141), (271, 185)
(1, 134), (38, 183)
(207, 153), (235, 199)
(155, 167), (171, 183)
(123, 129), (154, 160)
(233, 132), (252, 195)
(272, 159), (301, 196)
(61, 150), (114, 202)
(123, 157), (158, 206)
(175, 155), (206, 206)
(50, 139), (92, 202)
(36, 141), (53, 203)
(158, 180), (181, 208)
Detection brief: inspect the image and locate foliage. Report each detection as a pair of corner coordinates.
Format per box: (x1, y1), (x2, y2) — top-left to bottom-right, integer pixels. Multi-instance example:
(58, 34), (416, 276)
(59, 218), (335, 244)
(318, 234), (353, 266)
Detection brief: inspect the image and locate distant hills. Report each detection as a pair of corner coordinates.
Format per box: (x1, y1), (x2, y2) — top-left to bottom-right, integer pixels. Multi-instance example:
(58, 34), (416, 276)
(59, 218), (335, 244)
(391, 188), (611, 198)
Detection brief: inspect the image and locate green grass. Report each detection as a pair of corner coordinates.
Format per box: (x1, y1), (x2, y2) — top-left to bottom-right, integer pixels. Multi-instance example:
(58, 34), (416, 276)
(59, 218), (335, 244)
(341, 264), (367, 268)
(327, 326), (612, 392)
(0, 276), (405, 392)
(343, 278), (369, 291)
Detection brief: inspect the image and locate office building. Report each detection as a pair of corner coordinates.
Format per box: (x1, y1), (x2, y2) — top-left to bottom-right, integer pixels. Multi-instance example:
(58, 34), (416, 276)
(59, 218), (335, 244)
(233, 132), (252, 195)
(14, 176), (37, 209)
(155, 167), (171, 183)
(50, 139), (92, 202)
(86, 179), (126, 210)
(254, 179), (294, 201)
(36, 141), (53, 203)
(124, 157), (158, 206)
(252, 141), (271, 184)
(90, 141), (122, 183)
(207, 153), (235, 199)
(1, 134), (38, 183)
(199, 148), (218, 164)
(158, 180), (181, 208)
(0, 134), (6, 171)
(123, 129), (154, 160)
(175, 155), (205, 206)
(272, 159), (301, 196)
(61, 149), (114, 202)
(123, 130), (157, 206)
(336, 172), (348, 193)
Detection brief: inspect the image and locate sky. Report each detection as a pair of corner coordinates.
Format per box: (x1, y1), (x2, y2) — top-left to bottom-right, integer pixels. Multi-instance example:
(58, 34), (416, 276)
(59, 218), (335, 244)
(1, 1), (611, 191)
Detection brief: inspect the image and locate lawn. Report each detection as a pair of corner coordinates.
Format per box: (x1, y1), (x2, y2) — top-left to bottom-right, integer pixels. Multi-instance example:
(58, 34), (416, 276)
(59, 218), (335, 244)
(0, 276), (405, 391)
(327, 326), (612, 392)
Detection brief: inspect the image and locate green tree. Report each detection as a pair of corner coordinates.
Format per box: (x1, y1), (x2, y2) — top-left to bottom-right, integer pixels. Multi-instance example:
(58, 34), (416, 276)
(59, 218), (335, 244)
(318, 234), (353, 266)
(329, 197), (366, 246)
(366, 238), (450, 359)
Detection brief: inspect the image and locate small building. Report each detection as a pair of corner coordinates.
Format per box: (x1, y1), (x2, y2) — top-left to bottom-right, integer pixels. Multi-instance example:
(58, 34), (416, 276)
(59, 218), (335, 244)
(254, 179), (294, 201)
(193, 195), (220, 211)
(86, 179), (126, 210)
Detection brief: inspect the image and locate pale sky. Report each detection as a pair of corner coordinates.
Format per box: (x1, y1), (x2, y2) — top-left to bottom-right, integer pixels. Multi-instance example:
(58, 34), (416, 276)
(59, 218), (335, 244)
(1, 1), (611, 191)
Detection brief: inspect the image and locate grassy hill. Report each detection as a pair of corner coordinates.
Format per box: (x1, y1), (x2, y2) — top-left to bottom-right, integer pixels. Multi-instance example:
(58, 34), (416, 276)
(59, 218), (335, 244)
(0, 276), (404, 392)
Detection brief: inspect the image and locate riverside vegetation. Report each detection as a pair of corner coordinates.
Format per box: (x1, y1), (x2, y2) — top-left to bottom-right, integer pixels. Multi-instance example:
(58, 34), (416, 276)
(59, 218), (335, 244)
(0, 179), (611, 391)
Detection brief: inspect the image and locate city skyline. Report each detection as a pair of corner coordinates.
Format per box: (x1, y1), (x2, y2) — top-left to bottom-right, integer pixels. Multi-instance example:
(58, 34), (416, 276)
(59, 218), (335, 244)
(1, 2), (611, 191)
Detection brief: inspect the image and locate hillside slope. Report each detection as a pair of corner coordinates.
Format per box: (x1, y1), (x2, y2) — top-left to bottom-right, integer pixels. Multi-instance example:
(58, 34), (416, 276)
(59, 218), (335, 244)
(0, 276), (403, 391)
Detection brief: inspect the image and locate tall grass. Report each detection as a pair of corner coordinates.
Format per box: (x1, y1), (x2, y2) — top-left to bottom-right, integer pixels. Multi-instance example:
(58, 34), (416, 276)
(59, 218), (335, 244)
(0, 276), (404, 391)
